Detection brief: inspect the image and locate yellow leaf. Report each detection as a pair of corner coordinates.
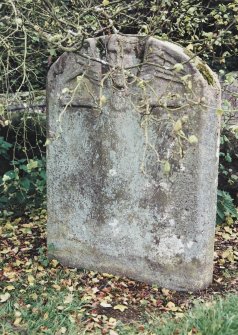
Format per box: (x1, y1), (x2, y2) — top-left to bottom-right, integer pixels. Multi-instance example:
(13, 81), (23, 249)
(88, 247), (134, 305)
(5, 223), (14, 230)
(57, 305), (64, 310)
(102, 272), (114, 278)
(31, 293), (38, 301)
(161, 288), (170, 296)
(173, 63), (184, 72)
(100, 301), (112, 308)
(109, 331), (119, 335)
(13, 317), (22, 325)
(100, 95), (107, 106)
(51, 259), (59, 267)
(15, 311), (21, 317)
(226, 216), (234, 225)
(175, 312), (185, 319)
(0, 293), (10, 303)
(102, 0), (110, 5)
(44, 138), (51, 146)
(52, 284), (61, 291)
(216, 108), (224, 116)
(163, 160), (171, 175)
(188, 80), (192, 90)
(222, 233), (231, 240)
(3, 271), (16, 279)
(182, 115), (189, 123)
(224, 226), (232, 234)
(108, 317), (117, 325)
(6, 285), (15, 291)
(166, 301), (179, 311)
(173, 119), (182, 132)
(64, 294), (73, 304)
(28, 275), (35, 285)
(188, 135), (198, 144)
(186, 44), (193, 51)
(113, 304), (128, 312)
(43, 312), (49, 320)
(68, 315), (76, 323)
(222, 249), (234, 262)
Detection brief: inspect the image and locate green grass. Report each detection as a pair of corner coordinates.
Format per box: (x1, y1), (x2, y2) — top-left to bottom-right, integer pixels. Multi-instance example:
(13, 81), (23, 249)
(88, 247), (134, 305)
(117, 294), (238, 335)
(1, 288), (238, 334)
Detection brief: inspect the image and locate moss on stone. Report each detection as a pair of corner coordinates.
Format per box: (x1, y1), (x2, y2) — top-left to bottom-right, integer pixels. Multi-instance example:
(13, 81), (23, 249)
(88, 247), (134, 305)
(196, 62), (215, 86)
(183, 48), (194, 59)
(183, 48), (215, 86)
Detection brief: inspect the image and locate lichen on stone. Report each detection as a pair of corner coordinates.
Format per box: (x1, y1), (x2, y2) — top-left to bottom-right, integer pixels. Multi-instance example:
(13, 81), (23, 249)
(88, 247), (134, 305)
(183, 48), (215, 86)
(196, 62), (215, 86)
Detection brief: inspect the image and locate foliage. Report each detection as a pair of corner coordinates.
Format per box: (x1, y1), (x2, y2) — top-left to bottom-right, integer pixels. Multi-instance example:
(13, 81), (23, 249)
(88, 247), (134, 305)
(0, 136), (12, 159)
(219, 128), (238, 199)
(0, 0), (238, 94)
(0, 115), (46, 217)
(0, 211), (237, 334)
(216, 190), (238, 224)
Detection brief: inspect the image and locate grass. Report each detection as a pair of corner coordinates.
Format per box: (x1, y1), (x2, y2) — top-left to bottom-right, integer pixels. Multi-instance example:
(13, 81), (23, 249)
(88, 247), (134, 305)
(115, 294), (238, 335)
(1, 290), (238, 334)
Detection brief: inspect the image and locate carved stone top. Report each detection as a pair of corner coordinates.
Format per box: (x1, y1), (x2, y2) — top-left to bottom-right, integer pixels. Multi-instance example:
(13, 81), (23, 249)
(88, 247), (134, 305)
(48, 34), (220, 111)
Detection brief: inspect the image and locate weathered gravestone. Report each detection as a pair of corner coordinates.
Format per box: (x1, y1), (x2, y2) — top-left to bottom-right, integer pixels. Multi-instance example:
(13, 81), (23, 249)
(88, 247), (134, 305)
(47, 35), (221, 291)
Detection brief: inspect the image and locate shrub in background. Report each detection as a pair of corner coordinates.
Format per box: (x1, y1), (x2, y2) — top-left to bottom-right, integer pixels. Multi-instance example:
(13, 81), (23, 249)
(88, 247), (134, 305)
(0, 114), (46, 217)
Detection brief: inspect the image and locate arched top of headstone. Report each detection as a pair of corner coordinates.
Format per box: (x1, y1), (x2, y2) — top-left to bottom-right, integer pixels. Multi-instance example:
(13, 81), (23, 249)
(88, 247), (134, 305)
(48, 34), (220, 110)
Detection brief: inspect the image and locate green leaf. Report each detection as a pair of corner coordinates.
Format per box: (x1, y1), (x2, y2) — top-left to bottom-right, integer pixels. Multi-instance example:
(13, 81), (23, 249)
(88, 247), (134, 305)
(20, 178), (31, 191)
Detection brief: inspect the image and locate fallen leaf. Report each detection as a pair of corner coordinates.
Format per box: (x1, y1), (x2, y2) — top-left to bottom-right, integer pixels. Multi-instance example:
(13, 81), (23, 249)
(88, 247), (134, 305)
(113, 304), (128, 312)
(51, 259), (59, 267)
(57, 305), (64, 310)
(64, 294), (73, 304)
(28, 275), (35, 284)
(109, 330), (119, 335)
(222, 249), (234, 262)
(0, 292), (10, 303)
(52, 284), (61, 291)
(60, 327), (67, 334)
(13, 317), (22, 325)
(161, 288), (170, 296)
(6, 285), (15, 291)
(100, 301), (112, 308)
(166, 301), (179, 311)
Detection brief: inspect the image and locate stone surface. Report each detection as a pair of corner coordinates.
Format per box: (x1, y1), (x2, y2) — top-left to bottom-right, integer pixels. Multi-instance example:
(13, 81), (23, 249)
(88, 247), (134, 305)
(47, 34), (221, 291)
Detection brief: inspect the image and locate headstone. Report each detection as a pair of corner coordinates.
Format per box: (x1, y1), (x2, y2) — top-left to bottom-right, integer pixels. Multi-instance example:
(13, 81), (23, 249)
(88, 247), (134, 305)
(47, 35), (221, 291)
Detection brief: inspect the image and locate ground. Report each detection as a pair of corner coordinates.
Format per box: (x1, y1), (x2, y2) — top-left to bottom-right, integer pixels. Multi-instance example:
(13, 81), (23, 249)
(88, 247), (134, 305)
(0, 210), (237, 334)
